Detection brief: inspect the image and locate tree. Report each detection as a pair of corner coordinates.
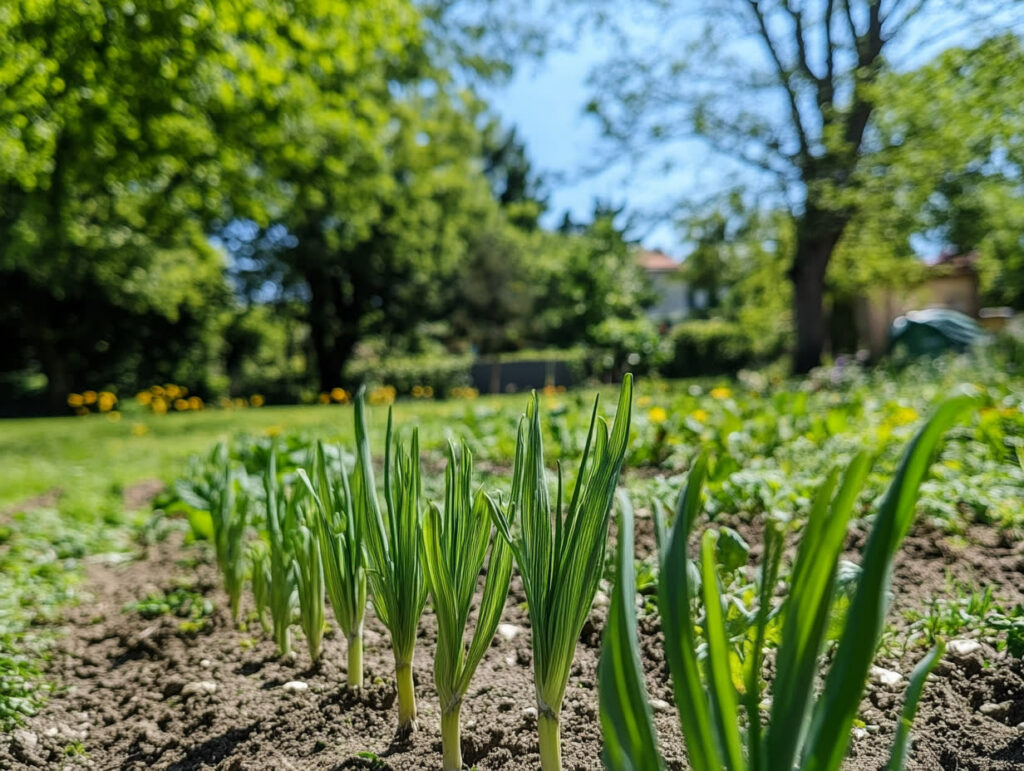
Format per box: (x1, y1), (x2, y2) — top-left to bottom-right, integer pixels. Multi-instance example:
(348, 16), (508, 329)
(533, 206), (654, 345)
(581, 0), (1022, 371)
(0, 0), (235, 408)
(481, 122), (548, 230)
(677, 195), (795, 350)
(856, 34), (1024, 309)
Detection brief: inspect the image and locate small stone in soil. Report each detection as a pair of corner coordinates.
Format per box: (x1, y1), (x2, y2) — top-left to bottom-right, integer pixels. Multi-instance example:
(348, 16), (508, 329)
(497, 623), (522, 640)
(522, 707), (538, 719)
(13, 729), (38, 749)
(869, 666), (902, 686)
(282, 681), (309, 693)
(948, 639), (982, 657)
(181, 680), (218, 698)
(979, 701), (1011, 719)
(650, 698), (671, 712)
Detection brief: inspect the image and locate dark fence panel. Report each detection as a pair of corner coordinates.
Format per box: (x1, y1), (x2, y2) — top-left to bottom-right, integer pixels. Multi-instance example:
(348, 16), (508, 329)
(470, 359), (579, 394)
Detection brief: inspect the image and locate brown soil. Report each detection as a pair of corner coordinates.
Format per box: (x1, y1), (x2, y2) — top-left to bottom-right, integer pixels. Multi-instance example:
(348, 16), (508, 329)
(1, 518), (1023, 770)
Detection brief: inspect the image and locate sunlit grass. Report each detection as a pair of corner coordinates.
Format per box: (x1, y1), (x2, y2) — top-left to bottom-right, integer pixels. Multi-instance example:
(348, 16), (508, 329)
(0, 395), (533, 508)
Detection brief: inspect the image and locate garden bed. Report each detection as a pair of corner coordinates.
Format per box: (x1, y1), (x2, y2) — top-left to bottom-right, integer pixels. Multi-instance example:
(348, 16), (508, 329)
(3, 517), (1023, 770)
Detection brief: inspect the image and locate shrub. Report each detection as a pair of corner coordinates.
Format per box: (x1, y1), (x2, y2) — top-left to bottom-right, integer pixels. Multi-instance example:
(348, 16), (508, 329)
(587, 318), (667, 379)
(664, 318), (773, 377)
(344, 353), (473, 397)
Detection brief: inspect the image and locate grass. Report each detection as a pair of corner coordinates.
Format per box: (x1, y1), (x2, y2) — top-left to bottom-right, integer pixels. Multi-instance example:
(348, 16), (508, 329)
(0, 397), (524, 509)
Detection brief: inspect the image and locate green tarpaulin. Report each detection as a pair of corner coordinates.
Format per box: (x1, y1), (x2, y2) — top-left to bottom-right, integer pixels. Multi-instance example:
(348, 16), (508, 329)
(888, 308), (988, 357)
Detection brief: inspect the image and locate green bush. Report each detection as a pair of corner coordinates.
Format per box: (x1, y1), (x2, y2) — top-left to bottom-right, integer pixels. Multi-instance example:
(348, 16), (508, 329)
(588, 318), (668, 379)
(344, 353), (473, 396)
(992, 316), (1024, 370)
(664, 319), (777, 377)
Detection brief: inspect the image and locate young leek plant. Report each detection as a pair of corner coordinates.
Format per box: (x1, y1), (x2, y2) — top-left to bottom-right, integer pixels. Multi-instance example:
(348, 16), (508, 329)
(598, 395), (975, 771)
(248, 541), (271, 635)
(298, 442), (368, 687)
(354, 389), (427, 736)
(422, 441), (513, 770)
(292, 511), (325, 665)
(262, 450), (298, 657)
(492, 374), (633, 771)
(204, 443), (248, 623)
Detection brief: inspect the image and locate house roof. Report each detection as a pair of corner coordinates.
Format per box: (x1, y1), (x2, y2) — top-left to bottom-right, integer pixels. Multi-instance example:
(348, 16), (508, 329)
(636, 249), (680, 272)
(928, 250), (979, 277)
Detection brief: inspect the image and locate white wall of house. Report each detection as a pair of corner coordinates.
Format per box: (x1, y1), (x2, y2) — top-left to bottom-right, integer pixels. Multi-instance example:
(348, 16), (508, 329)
(645, 270), (690, 322)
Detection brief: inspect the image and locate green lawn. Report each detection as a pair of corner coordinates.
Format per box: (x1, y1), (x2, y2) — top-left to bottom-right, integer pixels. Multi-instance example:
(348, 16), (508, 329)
(0, 395), (535, 509)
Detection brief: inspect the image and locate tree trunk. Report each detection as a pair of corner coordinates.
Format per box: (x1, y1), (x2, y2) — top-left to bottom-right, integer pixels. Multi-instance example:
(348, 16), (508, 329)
(39, 335), (72, 413)
(307, 269), (344, 392)
(790, 208), (847, 374)
(305, 266), (361, 393)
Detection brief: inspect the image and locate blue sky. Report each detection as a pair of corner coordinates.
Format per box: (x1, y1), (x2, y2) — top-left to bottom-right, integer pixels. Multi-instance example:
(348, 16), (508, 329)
(479, 3), (1018, 260)
(482, 38), (694, 254)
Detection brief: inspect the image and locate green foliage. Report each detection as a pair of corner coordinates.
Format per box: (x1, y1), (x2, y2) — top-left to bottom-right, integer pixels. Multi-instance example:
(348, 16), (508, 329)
(588, 318), (667, 379)
(124, 588), (214, 635)
(354, 389), (427, 733)
(664, 319), (767, 377)
(0, 0), (234, 408)
(534, 213), (653, 347)
(598, 494), (661, 771)
(854, 34), (1024, 309)
(492, 375), (633, 770)
(902, 581), (1024, 657)
(261, 451), (298, 657)
(299, 443), (368, 687)
(291, 520), (325, 665)
(0, 491), (134, 729)
(345, 353), (473, 397)
(421, 443), (513, 770)
(600, 396), (975, 770)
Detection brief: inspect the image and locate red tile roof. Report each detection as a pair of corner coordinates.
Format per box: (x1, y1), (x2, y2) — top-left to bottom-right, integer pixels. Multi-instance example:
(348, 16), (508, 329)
(636, 249), (679, 271)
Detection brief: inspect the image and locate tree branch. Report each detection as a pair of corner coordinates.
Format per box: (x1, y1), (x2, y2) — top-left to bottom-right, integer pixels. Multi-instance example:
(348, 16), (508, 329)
(780, 0), (818, 83)
(744, 0), (811, 164)
(822, 0), (837, 109)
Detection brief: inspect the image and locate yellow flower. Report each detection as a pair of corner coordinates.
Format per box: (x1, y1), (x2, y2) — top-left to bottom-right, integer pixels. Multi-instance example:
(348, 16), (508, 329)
(165, 385), (180, 399)
(136, 391), (153, 406)
(423, 385), (434, 398)
(891, 406), (919, 426)
(174, 398), (190, 411)
(692, 408), (709, 422)
(106, 411), (122, 422)
(542, 384), (557, 396)
(250, 394), (265, 407)
(648, 406), (668, 423)
(97, 391), (117, 412)
(83, 390), (98, 405)
(318, 392), (331, 404)
(150, 385), (165, 396)
(265, 425), (283, 437)
(330, 387), (348, 403)
(710, 387), (732, 400)
(151, 398), (168, 415)
(233, 397), (248, 408)
(188, 396), (204, 410)
(411, 385), (424, 398)
(131, 422), (148, 436)
(74, 406), (89, 417)
(67, 393), (85, 408)
(637, 395), (651, 407)
(368, 385), (396, 405)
